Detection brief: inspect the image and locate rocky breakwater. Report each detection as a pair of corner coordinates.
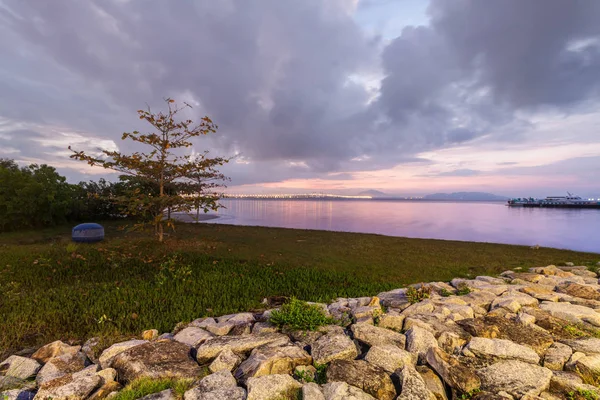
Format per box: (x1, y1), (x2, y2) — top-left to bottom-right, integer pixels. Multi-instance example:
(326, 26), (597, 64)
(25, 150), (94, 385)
(3, 264), (600, 399)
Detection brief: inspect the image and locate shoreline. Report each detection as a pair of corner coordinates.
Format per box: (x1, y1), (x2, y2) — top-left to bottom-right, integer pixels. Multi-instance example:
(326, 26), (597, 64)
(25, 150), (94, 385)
(4, 264), (600, 399)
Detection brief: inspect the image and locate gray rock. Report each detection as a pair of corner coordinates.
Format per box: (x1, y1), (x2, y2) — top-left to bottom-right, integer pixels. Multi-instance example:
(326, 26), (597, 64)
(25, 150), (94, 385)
(196, 333), (290, 363)
(139, 389), (175, 400)
(350, 324), (406, 348)
(208, 349), (242, 373)
(183, 371), (247, 400)
(234, 343), (311, 382)
(574, 353), (600, 376)
(34, 365), (102, 400)
(0, 356), (41, 382)
(549, 371), (600, 396)
(111, 340), (203, 383)
(377, 310), (405, 331)
(246, 374), (302, 400)
(88, 380), (122, 400)
(465, 337), (540, 364)
(217, 312), (255, 324)
(556, 283), (600, 301)
(543, 343), (572, 370)
(364, 345), (413, 373)
(326, 359), (396, 400)
(1, 389), (35, 400)
(251, 322), (278, 334)
(198, 370), (237, 392)
(174, 327), (214, 347)
(36, 352), (88, 388)
(396, 364), (436, 400)
(98, 340), (147, 369)
(184, 387), (246, 400)
(322, 382), (377, 400)
(31, 341), (81, 364)
(491, 292), (538, 313)
(461, 291), (498, 310)
(302, 383), (325, 400)
(96, 368), (117, 384)
(540, 302), (600, 326)
(425, 347), (480, 394)
(82, 338), (102, 364)
(477, 360), (553, 398)
(562, 338), (600, 355)
(417, 366), (447, 400)
(406, 326), (438, 364)
(311, 333), (358, 365)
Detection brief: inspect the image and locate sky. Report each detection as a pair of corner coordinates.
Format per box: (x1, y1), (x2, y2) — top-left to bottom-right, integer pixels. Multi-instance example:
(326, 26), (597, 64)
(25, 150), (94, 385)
(1, 0), (600, 197)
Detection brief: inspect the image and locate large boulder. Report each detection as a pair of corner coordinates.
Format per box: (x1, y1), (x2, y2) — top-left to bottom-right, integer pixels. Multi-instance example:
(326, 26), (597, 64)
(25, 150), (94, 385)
(321, 382), (377, 400)
(34, 365), (102, 400)
(31, 341), (81, 364)
(377, 311), (405, 331)
(395, 364), (436, 400)
(111, 340), (203, 383)
(477, 360), (553, 398)
(417, 366), (447, 400)
(574, 354), (600, 376)
(302, 383), (325, 400)
(364, 345), (413, 373)
(36, 352), (88, 388)
(0, 356), (41, 385)
(195, 333), (289, 363)
(425, 347), (480, 394)
(490, 291), (538, 313)
(311, 333), (358, 365)
(183, 370), (246, 400)
(234, 343), (311, 382)
(246, 374), (302, 400)
(350, 324), (406, 348)
(173, 327), (214, 347)
(543, 343), (573, 370)
(326, 360), (396, 400)
(540, 302), (600, 327)
(98, 340), (147, 369)
(556, 283), (600, 301)
(465, 337), (540, 364)
(561, 338), (600, 355)
(406, 326), (438, 364)
(208, 349), (242, 373)
(457, 316), (553, 355)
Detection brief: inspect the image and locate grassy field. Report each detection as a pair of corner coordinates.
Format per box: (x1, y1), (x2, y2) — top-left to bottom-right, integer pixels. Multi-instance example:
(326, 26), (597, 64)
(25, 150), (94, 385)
(1, 221), (598, 358)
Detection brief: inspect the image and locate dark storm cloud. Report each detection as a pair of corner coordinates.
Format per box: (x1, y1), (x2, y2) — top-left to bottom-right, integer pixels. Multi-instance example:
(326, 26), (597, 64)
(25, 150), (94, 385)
(1, 0), (600, 186)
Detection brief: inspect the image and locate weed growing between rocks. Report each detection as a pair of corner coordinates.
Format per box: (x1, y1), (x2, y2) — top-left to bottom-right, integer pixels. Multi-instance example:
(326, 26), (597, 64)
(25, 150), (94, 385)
(269, 298), (336, 331)
(568, 388), (600, 400)
(112, 377), (193, 400)
(406, 284), (432, 304)
(456, 283), (472, 295)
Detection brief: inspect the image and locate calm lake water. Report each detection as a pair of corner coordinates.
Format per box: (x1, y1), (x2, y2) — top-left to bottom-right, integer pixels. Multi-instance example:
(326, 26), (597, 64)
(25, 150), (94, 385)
(203, 199), (600, 253)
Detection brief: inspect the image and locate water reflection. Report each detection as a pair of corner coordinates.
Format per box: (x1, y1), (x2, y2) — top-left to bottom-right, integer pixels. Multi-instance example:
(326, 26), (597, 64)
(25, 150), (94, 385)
(205, 200), (600, 253)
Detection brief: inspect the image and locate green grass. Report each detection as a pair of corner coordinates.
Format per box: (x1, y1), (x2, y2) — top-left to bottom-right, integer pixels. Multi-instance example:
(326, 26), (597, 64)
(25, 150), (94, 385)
(0, 221), (598, 358)
(112, 377), (193, 400)
(269, 298), (335, 331)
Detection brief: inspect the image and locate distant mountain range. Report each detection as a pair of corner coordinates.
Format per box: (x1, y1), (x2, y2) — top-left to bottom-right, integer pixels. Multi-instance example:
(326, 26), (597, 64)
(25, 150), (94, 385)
(422, 192), (509, 201)
(358, 190), (391, 197)
(358, 190), (509, 201)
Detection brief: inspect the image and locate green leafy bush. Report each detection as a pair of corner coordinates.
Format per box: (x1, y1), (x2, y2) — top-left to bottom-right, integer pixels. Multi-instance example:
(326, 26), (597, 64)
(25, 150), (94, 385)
(269, 298), (335, 331)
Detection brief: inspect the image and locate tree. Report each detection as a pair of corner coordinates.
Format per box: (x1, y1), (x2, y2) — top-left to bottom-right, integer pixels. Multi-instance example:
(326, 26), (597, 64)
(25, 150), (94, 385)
(69, 98), (230, 241)
(0, 160), (75, 231)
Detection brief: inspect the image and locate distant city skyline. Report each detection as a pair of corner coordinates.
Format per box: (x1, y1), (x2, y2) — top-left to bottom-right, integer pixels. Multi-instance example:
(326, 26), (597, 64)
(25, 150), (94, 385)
(1, 1), (599, 197)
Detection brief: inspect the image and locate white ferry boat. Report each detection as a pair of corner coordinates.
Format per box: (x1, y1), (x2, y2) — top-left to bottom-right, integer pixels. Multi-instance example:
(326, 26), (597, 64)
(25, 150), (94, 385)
(508, 193), (600, 208)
